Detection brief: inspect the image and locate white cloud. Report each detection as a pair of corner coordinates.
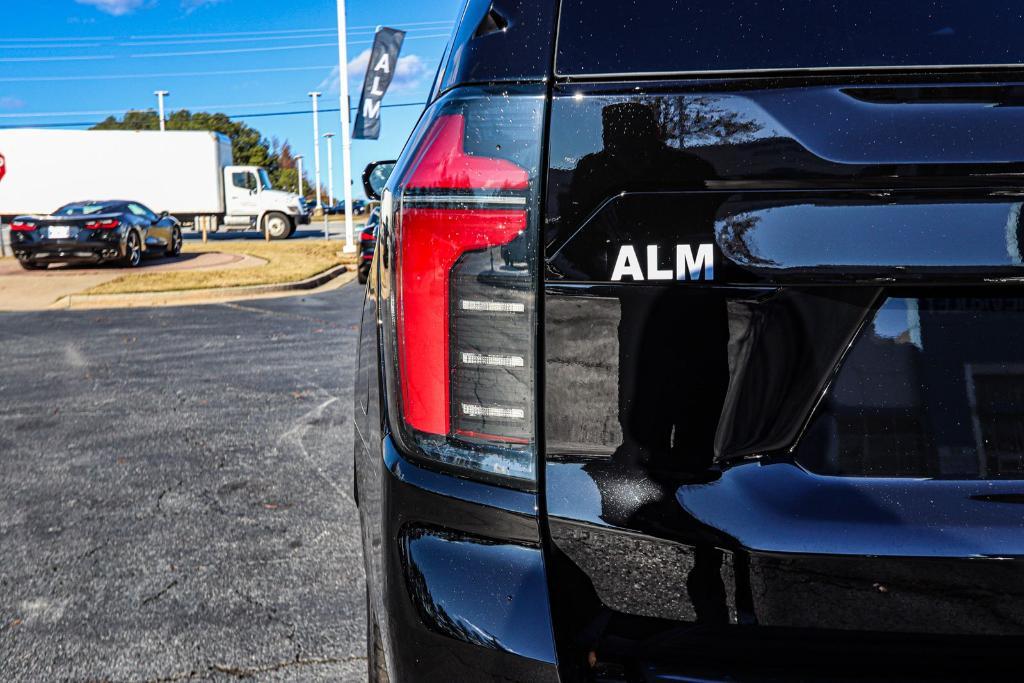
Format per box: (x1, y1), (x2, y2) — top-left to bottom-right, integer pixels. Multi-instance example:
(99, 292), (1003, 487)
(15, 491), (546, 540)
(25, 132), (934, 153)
(318, 49), (428, 97)
(0, 97), (25, 110)
(182, 0), (223, 13)
(74, 0), (147, 16)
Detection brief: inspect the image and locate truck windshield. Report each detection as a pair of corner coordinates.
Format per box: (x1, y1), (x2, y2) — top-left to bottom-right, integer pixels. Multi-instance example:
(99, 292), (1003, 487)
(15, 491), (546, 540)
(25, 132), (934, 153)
(258, 169), (273, 191)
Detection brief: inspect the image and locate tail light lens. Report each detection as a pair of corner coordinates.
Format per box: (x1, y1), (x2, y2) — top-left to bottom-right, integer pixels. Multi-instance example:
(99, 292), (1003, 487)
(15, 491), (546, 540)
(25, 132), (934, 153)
(10, 221), (35, 231)
(86, 219), (119, 230)
(384, 87), (544, 485)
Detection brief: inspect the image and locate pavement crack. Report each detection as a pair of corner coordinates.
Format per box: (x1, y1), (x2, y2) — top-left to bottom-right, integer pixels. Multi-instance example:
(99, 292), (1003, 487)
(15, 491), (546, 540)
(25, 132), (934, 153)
(276, 396), (353, 504)
(218, 301), (340, 328)
(155, 479), (184, 514)
(141, 655), (365, 682)
(141, 579), (179, 606)
(209, 654), (360, 678)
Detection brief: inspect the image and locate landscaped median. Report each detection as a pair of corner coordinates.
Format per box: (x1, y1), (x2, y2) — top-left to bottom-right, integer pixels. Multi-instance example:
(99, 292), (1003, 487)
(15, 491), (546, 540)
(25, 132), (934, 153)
(84, 240), (355, 295)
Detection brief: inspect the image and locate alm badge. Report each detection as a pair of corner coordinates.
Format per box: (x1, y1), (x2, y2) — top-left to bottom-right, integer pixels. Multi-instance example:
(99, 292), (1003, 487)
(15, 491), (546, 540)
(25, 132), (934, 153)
(611, 244), (714, 281)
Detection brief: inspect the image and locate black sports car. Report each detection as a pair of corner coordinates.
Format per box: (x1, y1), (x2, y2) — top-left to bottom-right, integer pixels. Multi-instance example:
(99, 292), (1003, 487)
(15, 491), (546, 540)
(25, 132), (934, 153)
(357, 206), (379, 285)
(10, 199), (181, 270)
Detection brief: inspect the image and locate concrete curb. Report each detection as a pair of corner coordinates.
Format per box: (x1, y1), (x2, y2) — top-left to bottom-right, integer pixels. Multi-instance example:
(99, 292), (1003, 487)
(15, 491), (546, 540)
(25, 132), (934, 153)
(51, 264), (351, 310)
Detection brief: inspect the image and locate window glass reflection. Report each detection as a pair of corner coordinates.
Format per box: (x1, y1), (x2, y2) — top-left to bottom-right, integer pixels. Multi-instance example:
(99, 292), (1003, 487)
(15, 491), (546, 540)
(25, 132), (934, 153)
(797, 294), (1024, 479)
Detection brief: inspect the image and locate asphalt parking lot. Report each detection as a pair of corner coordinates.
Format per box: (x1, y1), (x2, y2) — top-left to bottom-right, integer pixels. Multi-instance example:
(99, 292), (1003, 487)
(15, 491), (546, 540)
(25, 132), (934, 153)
(0, 283), (367, 680)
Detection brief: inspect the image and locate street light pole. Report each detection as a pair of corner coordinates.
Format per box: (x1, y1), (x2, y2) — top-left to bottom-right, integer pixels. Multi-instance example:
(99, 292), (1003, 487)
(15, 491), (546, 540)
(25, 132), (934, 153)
(295, 155), (304, 198)
(335, 0), (357, 253)
(323, 132), (335, 207)
(154, 90), (169, 131)
(308, 91), (323, 212)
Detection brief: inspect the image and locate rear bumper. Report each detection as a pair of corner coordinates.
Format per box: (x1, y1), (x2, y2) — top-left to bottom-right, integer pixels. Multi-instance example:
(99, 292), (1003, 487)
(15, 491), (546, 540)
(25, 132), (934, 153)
(294, 212), (311, 225)
(12, 238), (122, 263)
(363, 435), (559, 682)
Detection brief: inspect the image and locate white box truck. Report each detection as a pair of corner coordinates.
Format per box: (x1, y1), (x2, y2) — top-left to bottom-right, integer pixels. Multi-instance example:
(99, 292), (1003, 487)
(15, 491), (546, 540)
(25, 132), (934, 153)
(0, 129), (308, 239)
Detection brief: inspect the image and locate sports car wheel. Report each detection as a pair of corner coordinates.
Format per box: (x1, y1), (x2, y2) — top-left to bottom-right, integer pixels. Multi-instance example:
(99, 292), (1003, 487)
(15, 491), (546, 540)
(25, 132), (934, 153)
(166, 226), (182, 257)
(124, 231), (142, 268)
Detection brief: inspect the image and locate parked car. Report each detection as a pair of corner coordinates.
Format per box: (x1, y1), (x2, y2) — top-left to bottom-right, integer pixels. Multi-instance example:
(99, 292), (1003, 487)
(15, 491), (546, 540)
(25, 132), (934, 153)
(357, 206), (379, 285)
(322, 199), (367, 216)
(9, 199), (181, 270)
(354, 1), (1024, 681)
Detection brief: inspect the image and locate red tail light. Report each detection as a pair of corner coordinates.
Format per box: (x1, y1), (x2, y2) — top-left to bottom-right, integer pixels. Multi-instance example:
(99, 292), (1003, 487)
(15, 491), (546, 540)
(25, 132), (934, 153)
(85, 219), (119, 230)
(10, 221), (35, 231)
(387, 88), (543, 483)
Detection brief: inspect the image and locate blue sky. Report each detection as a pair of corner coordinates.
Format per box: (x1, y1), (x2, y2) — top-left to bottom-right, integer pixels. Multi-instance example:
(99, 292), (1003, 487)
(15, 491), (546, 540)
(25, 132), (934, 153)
(0, 0), (462, 198)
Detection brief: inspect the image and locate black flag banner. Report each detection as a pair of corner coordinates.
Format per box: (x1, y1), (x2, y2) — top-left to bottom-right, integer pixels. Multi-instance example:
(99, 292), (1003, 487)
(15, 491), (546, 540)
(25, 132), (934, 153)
(353, 27), (406, 140)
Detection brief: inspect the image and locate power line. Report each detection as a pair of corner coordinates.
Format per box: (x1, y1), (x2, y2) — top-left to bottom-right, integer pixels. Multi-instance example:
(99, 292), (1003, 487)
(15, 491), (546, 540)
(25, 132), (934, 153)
(0, 32), (450, 64)
(0, 64), (337, 84)
(0, 20), (453, 45)
(0, 54), (115, 63)
(0, 101), (427, 130)
(118, 25), (450, 47)
(125, 19), (453, 40)
(0, 99), (307, 119)
(128, 33), (449, 59)
(0, 36), (115, 43)
(129, 42), (337, 59)
(0, 43), (110, 50)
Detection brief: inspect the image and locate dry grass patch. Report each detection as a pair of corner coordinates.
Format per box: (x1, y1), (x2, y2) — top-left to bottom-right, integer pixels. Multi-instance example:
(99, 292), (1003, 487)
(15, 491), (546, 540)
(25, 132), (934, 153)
(85, 240), (356, 295)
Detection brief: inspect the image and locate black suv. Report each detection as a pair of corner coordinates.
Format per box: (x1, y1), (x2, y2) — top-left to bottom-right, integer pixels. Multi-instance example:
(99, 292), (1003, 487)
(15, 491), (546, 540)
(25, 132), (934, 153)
(354, 2), (1024, 680)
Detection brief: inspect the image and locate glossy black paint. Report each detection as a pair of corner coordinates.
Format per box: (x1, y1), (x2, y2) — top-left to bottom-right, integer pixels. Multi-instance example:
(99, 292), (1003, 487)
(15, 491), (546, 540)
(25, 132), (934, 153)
(541, 76), (1024, 679)
(432, 0), (557, 100)
(352, 433), (559, 681)
(355, 1), (1024, 678)
(555, 1), (1024, 78)
(357, 206), (378, 286)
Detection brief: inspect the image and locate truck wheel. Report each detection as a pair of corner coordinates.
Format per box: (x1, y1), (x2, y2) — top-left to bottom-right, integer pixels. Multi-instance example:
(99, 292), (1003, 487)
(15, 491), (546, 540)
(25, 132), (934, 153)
(263, 212), (291, 240)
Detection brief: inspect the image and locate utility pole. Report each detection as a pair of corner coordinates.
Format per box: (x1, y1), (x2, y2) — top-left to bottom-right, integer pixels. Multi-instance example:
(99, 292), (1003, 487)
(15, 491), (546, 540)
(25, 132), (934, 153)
(335, 0), (357, 253)
(295, 155), (304, 198)
(154, 90), (169, 131)
(323, 133), (336, 207)
(308, 91), (323, 212)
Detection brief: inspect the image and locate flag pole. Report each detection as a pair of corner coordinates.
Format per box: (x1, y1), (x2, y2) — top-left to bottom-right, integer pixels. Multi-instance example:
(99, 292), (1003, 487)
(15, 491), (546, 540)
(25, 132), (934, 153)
(336, 0), (357, 253)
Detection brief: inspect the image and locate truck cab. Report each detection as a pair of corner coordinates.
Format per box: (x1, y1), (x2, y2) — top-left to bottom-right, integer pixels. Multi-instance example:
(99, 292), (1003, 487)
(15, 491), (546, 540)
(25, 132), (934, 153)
(222, 165), (308, 239)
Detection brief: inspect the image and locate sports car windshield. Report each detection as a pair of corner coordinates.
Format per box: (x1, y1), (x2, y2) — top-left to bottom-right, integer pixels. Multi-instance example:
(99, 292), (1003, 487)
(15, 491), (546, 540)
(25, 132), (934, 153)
(54, 203), (118, 216)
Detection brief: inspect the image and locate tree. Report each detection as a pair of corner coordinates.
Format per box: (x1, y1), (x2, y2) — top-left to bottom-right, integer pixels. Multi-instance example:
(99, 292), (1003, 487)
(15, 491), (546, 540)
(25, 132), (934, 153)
(92, 109), (312, 193)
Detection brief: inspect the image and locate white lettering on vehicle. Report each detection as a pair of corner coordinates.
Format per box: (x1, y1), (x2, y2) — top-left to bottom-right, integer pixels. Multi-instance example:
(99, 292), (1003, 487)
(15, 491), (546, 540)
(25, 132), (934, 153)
(610, 244), (715, 281)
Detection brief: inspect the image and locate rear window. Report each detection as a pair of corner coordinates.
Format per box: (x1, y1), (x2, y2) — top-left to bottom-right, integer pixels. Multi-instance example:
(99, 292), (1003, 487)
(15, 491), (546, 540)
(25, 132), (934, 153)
(55, 203), (117, 216)
(796, 294), (1024, 480)
(557, 1), (1024, 76)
